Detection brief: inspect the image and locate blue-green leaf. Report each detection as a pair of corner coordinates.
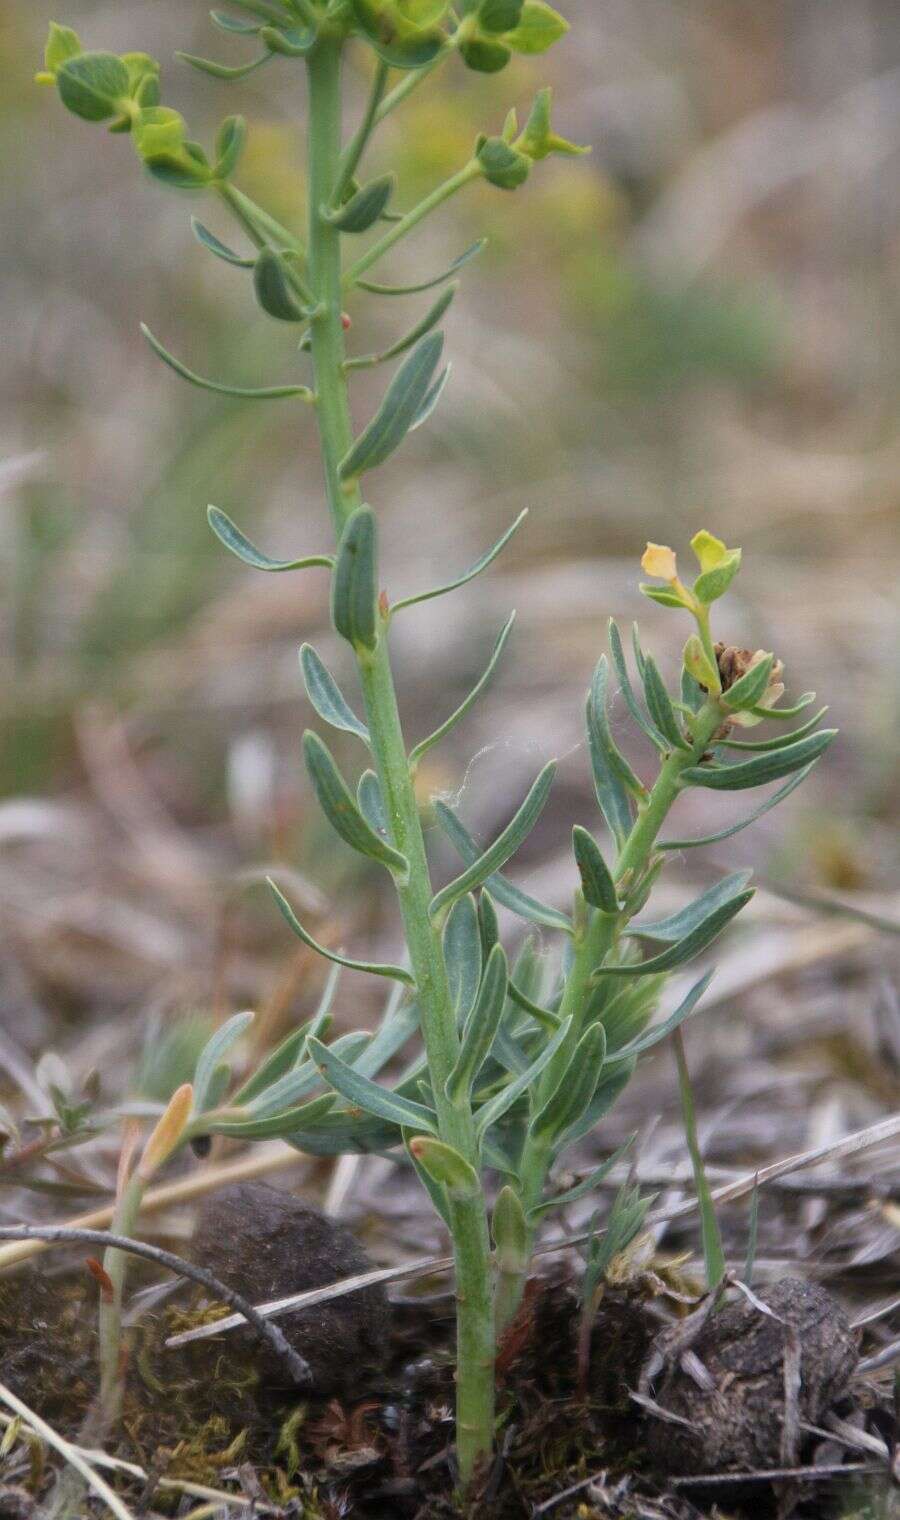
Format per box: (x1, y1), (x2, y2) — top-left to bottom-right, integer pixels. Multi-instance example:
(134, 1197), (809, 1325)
(475, 1016), (572, 1139)
(208, 506), (332, 571)
(680, 729), (836, 791)
(443, 894), (482, 1022)
(446, 944), (508, 1101)
(300, 644), (370, 745)
(748, 692), (815, 721)
(141, 324), (313, 401)
(430, 760), (556, 919)
(356, 770), (388, 837)
(435, 802), (572, 934)
(659, 763), (818, 850)
(605, 970), (713, 1065)
(596, 890), (752, 977)
(717, 708), (828, 752)
(608, 620), (667, 752)
(232, 965), (340, 1104)
(722, 654), (774, 713)
(326, 173), (395, 232)
(303, 731), (407, 872)
(403, 1125), (452, 1225)
(625, 871), (753, 944)
(56, 52), (130, 122)
(346, 285), (457, 371)
(506, 976), (560, 1033)
(642, 654), (690, 750)
(253, 247), (309, 322)
(308, 1036), (438, 1133)
(409, 613), (514, 765)
(527, 1134), (636, 1219)
(409, 364), (450, 430)
(215, 114), (246, 178)
(393, 511), (527, 614)
(210, 12), (262, 36)
(357, 240), (486, 295)
(269, 879), (414, 984)
(176, 48), (273, 79)
(572, 825), (618, 913)
(529, 1022), (606, 1144)
(339, 333), (444, 480)
(193, 1010), (254, 1113)
(586, 659), (635, 848)
(331, 506), (378, 651)
(191, 217), (255, 267)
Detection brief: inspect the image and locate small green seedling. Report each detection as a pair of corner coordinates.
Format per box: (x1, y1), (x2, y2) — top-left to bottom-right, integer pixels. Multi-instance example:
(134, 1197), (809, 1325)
(38, 1), (834, 1486)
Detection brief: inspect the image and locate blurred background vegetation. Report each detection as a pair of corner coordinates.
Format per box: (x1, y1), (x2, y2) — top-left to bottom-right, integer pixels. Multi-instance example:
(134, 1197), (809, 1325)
(1, 0), (898, 1060)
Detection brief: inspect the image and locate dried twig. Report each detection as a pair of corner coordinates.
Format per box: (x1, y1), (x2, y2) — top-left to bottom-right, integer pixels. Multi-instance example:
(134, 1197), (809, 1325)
(0, 1225), (310, 1386)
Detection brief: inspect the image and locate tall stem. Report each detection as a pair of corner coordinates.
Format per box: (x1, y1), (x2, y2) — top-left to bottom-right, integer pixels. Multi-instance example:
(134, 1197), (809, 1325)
(304, 34), (495, 1484)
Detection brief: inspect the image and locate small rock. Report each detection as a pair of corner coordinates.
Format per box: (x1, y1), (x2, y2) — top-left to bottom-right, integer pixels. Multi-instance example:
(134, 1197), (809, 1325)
(192, 1182), (389, 1396)
(645, 1277), (859, 1476)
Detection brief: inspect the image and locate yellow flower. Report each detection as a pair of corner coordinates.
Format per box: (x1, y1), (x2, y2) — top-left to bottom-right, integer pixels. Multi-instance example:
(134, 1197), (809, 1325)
(641, 542), (678, 582)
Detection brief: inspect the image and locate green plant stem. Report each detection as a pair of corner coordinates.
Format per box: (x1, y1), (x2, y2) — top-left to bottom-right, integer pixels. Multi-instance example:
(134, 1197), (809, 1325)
(219, 182), (303, 254)
(334, 58), (389, 203)
(304, 35), (495, 1483)
(374, 45), (453, 125)
(343, 158), (482, 288)
(501, 699), (726, 1326)
(97, 1172), (145, 1427)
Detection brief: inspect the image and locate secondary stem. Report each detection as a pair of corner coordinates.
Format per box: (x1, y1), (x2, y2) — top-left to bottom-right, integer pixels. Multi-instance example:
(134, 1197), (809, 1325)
(304, 33), (495, 1484)
(343, 159), (481, 288)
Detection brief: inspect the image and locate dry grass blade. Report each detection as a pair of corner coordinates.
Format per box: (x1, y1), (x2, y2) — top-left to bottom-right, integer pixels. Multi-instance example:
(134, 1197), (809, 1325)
(0, 1381), (135, 1520)
(166, 1112), (900, 1349)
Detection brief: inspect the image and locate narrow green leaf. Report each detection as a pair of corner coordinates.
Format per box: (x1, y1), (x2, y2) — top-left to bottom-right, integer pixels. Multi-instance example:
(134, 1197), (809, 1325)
(356, 240), (486, 295)
(506, 977), (560, 1033)
(403, 1126), (452, 1225)
(346, 285), (457, 371)
(331, 506), (378, 651)
(748, 692), (815, 720)
(409, 613), (515, 766)
(303, 731), (407, 872)
(356, 769), (388, 837)
(253, 247), (309, 322)
(409, 364), (450, 430)
(572, 826), (618, 913)
(529, 1022), (606, 1144)
(215, 114), (246, 178)
(269, 878), (414, 984)
(430, 760), (556, 919)
(589, 656), (646, 799)
(210, 12), (262, 36)
(259, 24), (317, 57)
(492, 1184), (529, 1273)
(176, 48), (272, 79)
(393, 511), (527, 614)
(475, 1016), (572, 1139)
(607, 620), (667, 752)
(443, 895), (482, 1022)
(527, 1134), (636, 1219)
(326, 173), (395, 232)
(582, 1183), (654, 1286)
(407, 1134), (479, 1195)
(478, 888), (500, 959)
(232, 964), (340, 1104)
(625, 872), (753, 944)
(446, 944), (508, 1101)
(357, 987), (418, 1079)
(717, 708), (828, 752)
(586, 665), (634, 849)
(605, 970), (714, 1065)
(660, 763), (817, 850)
(206, 1091), (337, 1141)
(722, 653), (774, 713)
(596, 891), (752, 978)
(191, 217), (255, 267)
(642, 655), (690, 750)
(679, 729), (836, 791)
(208, 506), (332, 572)
(141, 324), (313, 401)
(558, 1061), (634, 1148)
(435, 802), (572, 934)
(244, 1031), (371, 1117)
(300, 644), (370, 745)
(674, 1028), (726, 1290)
(308, 1036), (437, 1133)
(193, 1010), (253, 1113)
(339, 332), (444, 480)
